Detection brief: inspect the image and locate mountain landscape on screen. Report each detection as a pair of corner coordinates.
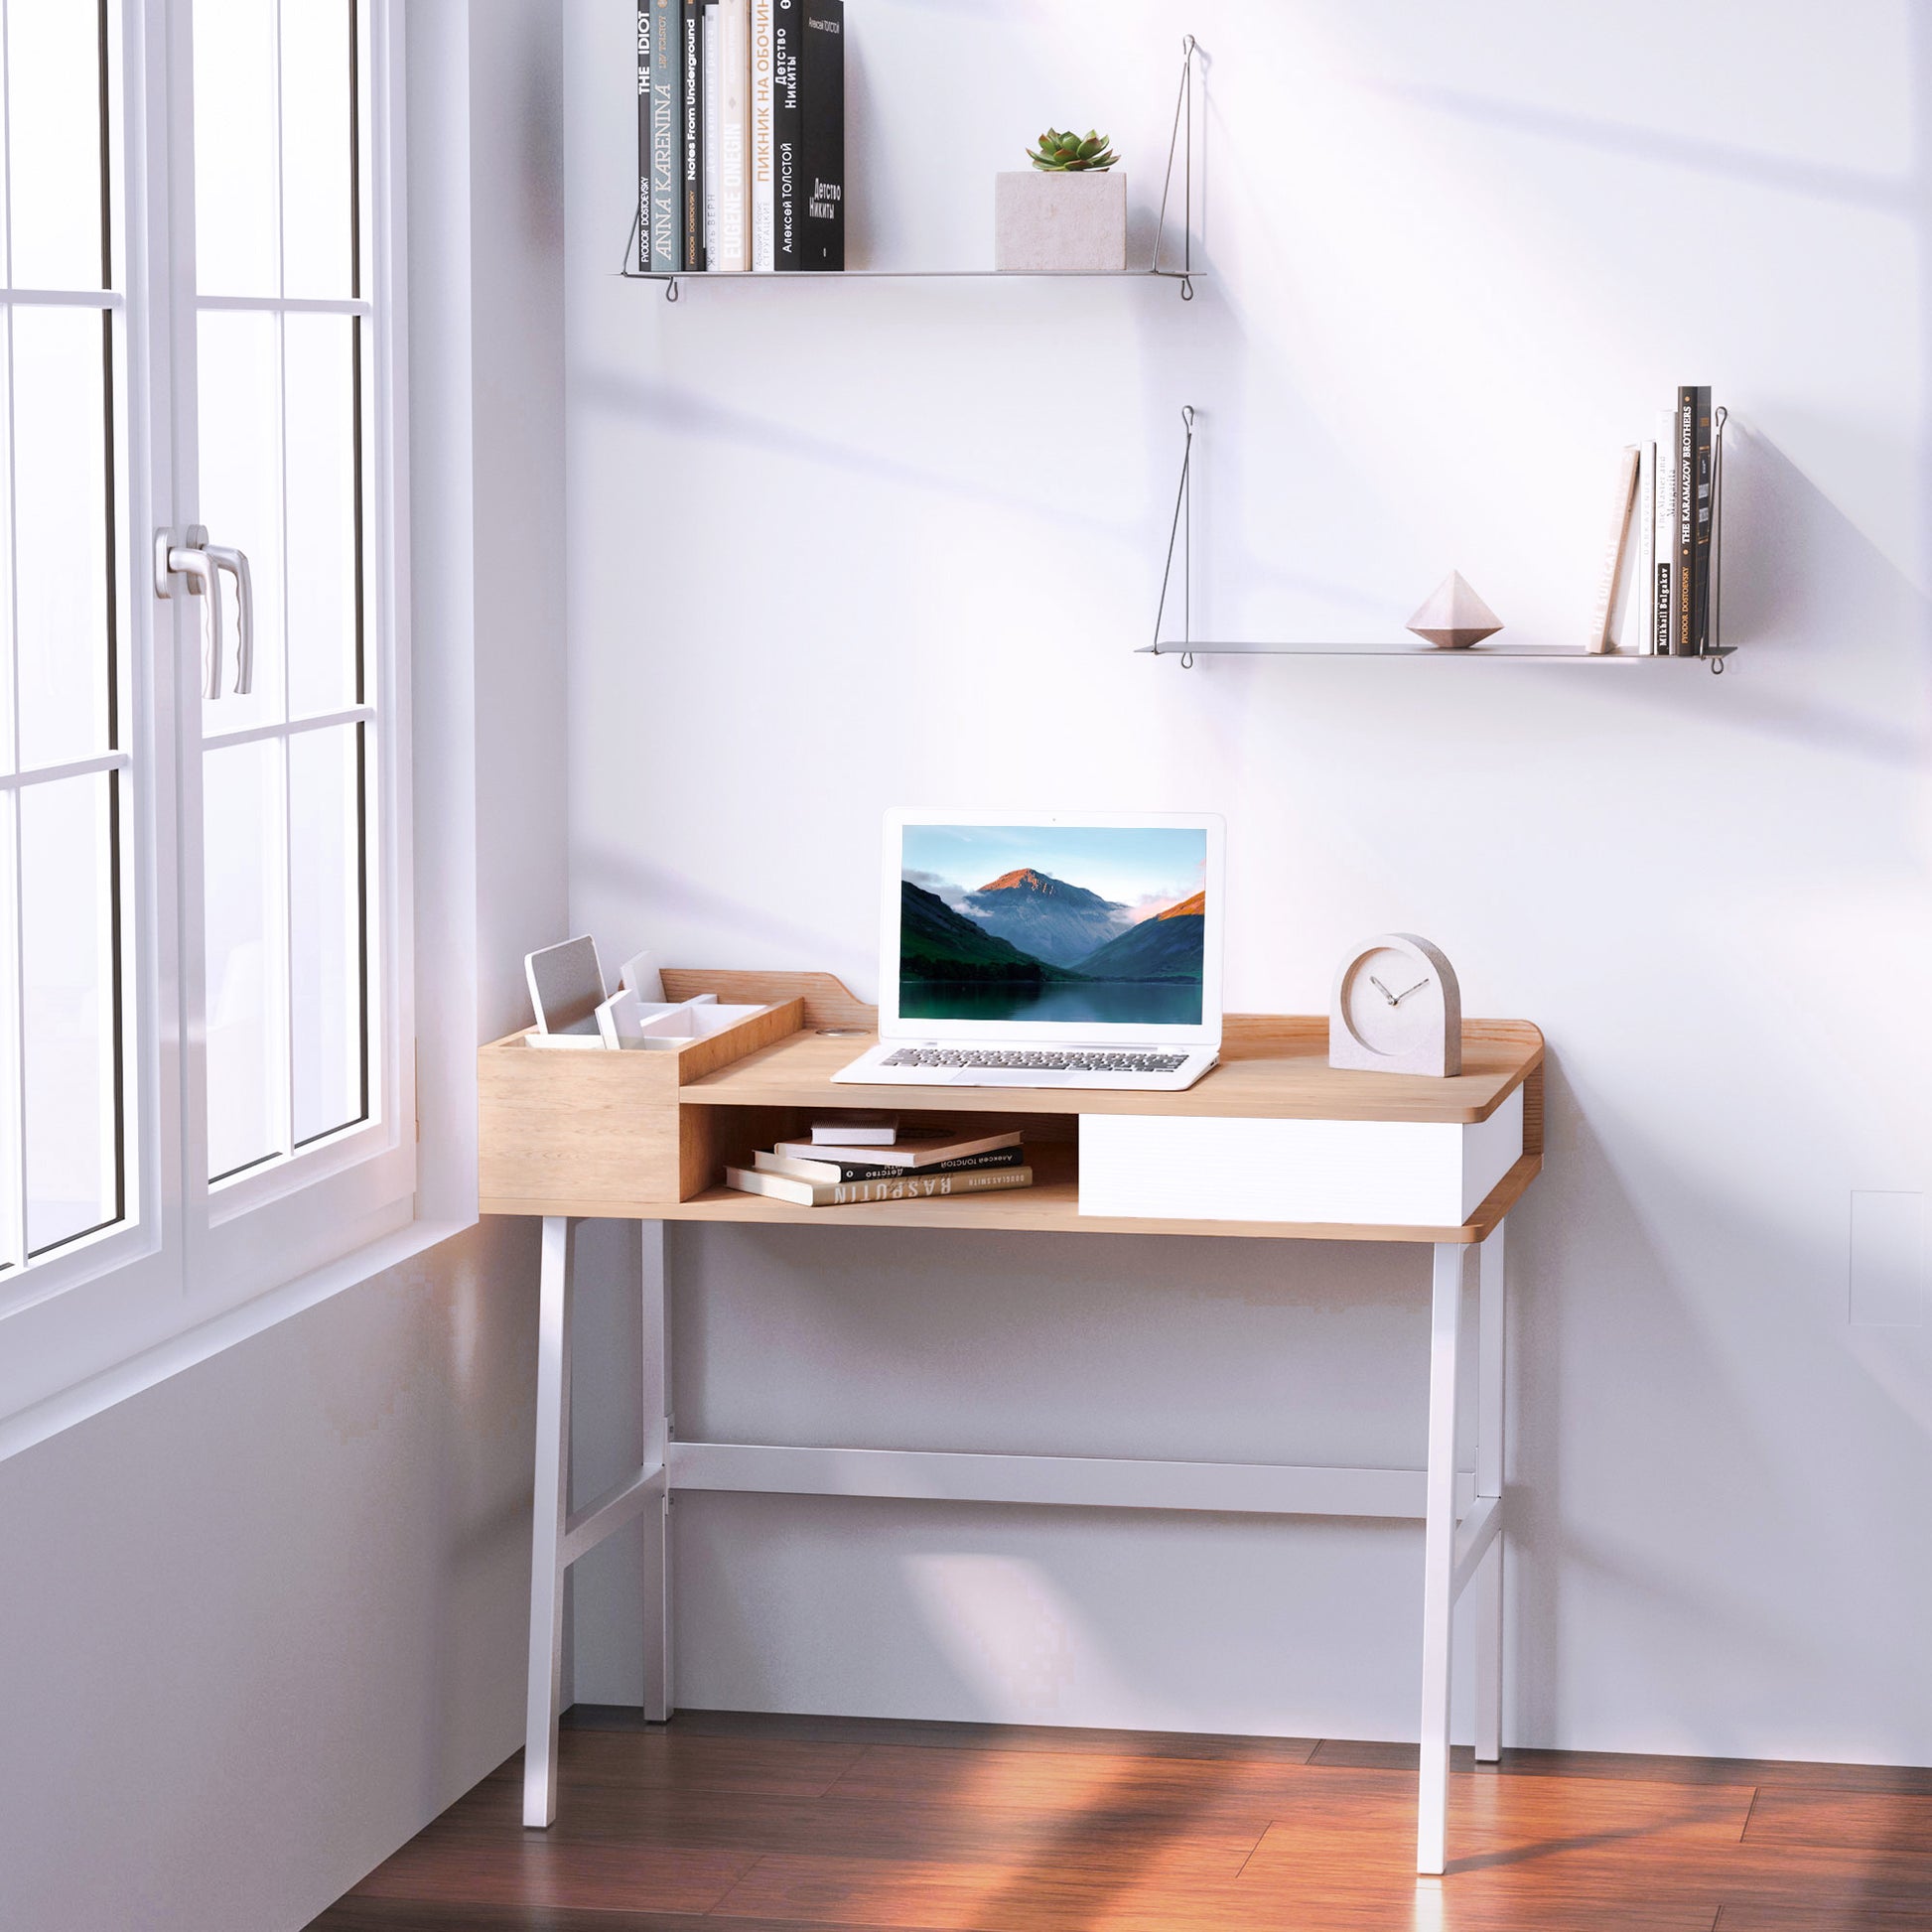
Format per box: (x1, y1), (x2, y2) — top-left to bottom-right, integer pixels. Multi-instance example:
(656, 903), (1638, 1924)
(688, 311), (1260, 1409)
(1065, 891), (1205, 981)
(898, 880), (1080, 987)
(899, 875), (1204, 986)
(961, 869), (1126, 967)
(897, 825), (1208, 1026)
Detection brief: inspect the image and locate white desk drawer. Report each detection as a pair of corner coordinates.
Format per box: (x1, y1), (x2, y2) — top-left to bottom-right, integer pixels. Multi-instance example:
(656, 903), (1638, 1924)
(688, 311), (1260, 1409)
(1078, 1088), (1524, 1227)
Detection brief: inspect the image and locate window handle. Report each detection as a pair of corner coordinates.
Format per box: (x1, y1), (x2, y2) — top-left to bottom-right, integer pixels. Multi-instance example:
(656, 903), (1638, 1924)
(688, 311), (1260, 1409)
(154, 525), (252, 698)
(206, 545), (254, 696)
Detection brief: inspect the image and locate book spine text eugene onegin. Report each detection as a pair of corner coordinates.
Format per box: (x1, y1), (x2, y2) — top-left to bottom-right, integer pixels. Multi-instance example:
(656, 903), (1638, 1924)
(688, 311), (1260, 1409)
(635, 8), (652, 271)
(750, 0), (775, 268)
(649, 0), (682, 271)
(701, 1), (721, 262)
(715, 0), (749, 268)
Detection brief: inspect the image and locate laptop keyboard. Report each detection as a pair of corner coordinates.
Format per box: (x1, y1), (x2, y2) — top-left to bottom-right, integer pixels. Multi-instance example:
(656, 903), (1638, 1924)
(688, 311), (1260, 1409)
(883, 1047), (1189, 1073)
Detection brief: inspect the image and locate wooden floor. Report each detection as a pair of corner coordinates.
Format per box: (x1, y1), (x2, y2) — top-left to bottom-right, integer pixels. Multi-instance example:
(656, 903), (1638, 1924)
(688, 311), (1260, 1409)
(309, 1707), (1932, 1932)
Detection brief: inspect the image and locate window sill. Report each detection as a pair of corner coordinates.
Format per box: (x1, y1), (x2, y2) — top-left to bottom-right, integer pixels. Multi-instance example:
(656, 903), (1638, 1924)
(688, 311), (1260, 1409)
(0, 1209), (480, 1465)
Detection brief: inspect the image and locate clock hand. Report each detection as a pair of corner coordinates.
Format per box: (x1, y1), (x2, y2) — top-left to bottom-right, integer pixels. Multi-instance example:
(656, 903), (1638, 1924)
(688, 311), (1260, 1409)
(1389, 978), (1432, 1004)
(1367, 975), (1399, 1006)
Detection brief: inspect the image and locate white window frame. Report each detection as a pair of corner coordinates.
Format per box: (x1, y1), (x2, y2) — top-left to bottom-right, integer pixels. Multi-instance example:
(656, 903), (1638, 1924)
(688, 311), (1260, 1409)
(0, 0), (423, 1427)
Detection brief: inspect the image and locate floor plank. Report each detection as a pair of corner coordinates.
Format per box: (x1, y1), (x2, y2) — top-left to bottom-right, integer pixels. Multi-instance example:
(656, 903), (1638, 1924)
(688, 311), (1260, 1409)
(578, 1705), (1320, 1764)
(346, 1838), (759, 1917)
(821, 1740), (1325, 1818)
(1311, 1737), (1932, 1799)
(306, 1712), (1932, 1932)
(314, 1903), (938, 1932)
(1743, 1789), (1932, 1857)
(1716, 1906), (1932, 1932)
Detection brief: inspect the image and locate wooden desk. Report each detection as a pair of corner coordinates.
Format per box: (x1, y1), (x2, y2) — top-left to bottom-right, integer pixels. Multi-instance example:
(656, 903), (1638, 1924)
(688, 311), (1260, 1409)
(482, 971), (1544, 1875)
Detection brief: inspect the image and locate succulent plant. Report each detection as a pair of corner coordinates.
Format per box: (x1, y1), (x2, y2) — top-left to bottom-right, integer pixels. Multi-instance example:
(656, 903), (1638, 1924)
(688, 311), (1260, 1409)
(1027, 128), (1119, 173)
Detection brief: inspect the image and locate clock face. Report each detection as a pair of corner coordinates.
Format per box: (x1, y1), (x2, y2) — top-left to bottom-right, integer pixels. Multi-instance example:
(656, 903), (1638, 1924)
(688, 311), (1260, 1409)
(1341, 945), (1444, 1057)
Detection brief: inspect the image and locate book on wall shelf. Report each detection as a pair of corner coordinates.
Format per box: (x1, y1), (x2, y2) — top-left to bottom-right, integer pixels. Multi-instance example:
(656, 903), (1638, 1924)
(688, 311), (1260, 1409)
(635, 0), (842, 278)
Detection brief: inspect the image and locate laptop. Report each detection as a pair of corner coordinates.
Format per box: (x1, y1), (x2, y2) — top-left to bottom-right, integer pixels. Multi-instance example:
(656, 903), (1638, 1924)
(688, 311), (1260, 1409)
(834, 809), (1225, 1092)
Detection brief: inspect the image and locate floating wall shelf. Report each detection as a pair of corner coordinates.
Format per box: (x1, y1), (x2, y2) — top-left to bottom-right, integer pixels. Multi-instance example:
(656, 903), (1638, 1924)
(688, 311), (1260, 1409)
(1139, 641), (1736, 662)
(1149, 405), (1733, 672)
(620, 36), (1204, 301)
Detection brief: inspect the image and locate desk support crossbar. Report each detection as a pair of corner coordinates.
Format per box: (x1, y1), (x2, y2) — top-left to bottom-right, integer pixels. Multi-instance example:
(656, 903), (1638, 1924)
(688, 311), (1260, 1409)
(561, 1463), (666, 1570)
(668, 1441), (1431, 1518)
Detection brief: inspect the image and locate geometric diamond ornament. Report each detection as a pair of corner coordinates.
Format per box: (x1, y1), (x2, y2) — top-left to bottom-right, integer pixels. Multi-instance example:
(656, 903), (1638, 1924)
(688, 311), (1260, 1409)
(1406, 571), (1503, 649)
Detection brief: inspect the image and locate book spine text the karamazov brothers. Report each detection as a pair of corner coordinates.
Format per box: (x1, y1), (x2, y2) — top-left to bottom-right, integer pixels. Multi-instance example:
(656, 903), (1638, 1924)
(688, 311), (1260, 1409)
(1672, 384), (1696, 654)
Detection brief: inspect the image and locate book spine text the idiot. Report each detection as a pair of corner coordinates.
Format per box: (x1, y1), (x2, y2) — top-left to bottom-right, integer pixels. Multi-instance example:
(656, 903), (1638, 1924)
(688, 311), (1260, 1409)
(635, 7), (652, 270)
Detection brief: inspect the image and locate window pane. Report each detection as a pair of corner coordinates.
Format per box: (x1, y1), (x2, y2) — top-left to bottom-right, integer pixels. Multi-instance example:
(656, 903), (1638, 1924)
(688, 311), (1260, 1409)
(285, 316), (359, 715)
(193, 0), (280, 296)
(197, 311), (285, 732)
(5, 0), (106, 289)
(204, 738), (282, 1179)
(289, 725), (364, 1144)
(279, 0), (356, 301)
(10, 308), (112, 769)
(20, 773), (120, 1253)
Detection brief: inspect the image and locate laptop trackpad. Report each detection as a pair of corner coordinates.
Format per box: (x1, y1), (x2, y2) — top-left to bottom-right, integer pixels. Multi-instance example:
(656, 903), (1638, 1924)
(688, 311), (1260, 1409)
(953, 1068), (1067, 1087)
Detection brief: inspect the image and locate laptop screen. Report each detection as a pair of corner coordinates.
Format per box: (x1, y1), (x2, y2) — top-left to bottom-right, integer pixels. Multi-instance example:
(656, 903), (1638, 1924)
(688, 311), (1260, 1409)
(897, 821), (1208, 1028)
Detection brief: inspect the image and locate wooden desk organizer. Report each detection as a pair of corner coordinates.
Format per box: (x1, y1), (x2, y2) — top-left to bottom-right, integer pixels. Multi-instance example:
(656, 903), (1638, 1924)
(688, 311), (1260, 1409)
(479, 971), (866, 1215)
(480, 969), (1544, 1239)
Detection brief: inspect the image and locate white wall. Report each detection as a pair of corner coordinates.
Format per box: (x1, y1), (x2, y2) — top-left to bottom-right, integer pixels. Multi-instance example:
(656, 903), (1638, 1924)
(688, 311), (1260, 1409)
(0, 4), (571, 1926)
(561, 0), (1932, 1765)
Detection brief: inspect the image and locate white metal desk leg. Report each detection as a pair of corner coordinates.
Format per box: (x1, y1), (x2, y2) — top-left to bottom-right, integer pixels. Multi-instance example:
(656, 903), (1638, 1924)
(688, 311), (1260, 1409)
(1417, 1241), (1466, 1876)
(1473, 1221), (1507, 1765)
(641, 1219), (673, 1721)
(523, 1216), (574, 1829)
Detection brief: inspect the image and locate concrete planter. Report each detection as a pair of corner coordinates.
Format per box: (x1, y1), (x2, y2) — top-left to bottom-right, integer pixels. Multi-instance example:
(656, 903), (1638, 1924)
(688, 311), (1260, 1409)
(994, 171), (1128, 272)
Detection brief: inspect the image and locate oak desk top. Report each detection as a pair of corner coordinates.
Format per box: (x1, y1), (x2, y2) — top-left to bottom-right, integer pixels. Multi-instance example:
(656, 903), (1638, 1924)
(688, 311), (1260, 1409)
(681, 1013), (1541, 1125)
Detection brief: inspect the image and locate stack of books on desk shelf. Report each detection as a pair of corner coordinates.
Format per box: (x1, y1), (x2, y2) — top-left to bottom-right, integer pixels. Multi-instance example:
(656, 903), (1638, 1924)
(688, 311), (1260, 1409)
(637, 0), (844, 274)
(725, 1118), (1034, 1208)
(1590, 384), (1719, 654)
